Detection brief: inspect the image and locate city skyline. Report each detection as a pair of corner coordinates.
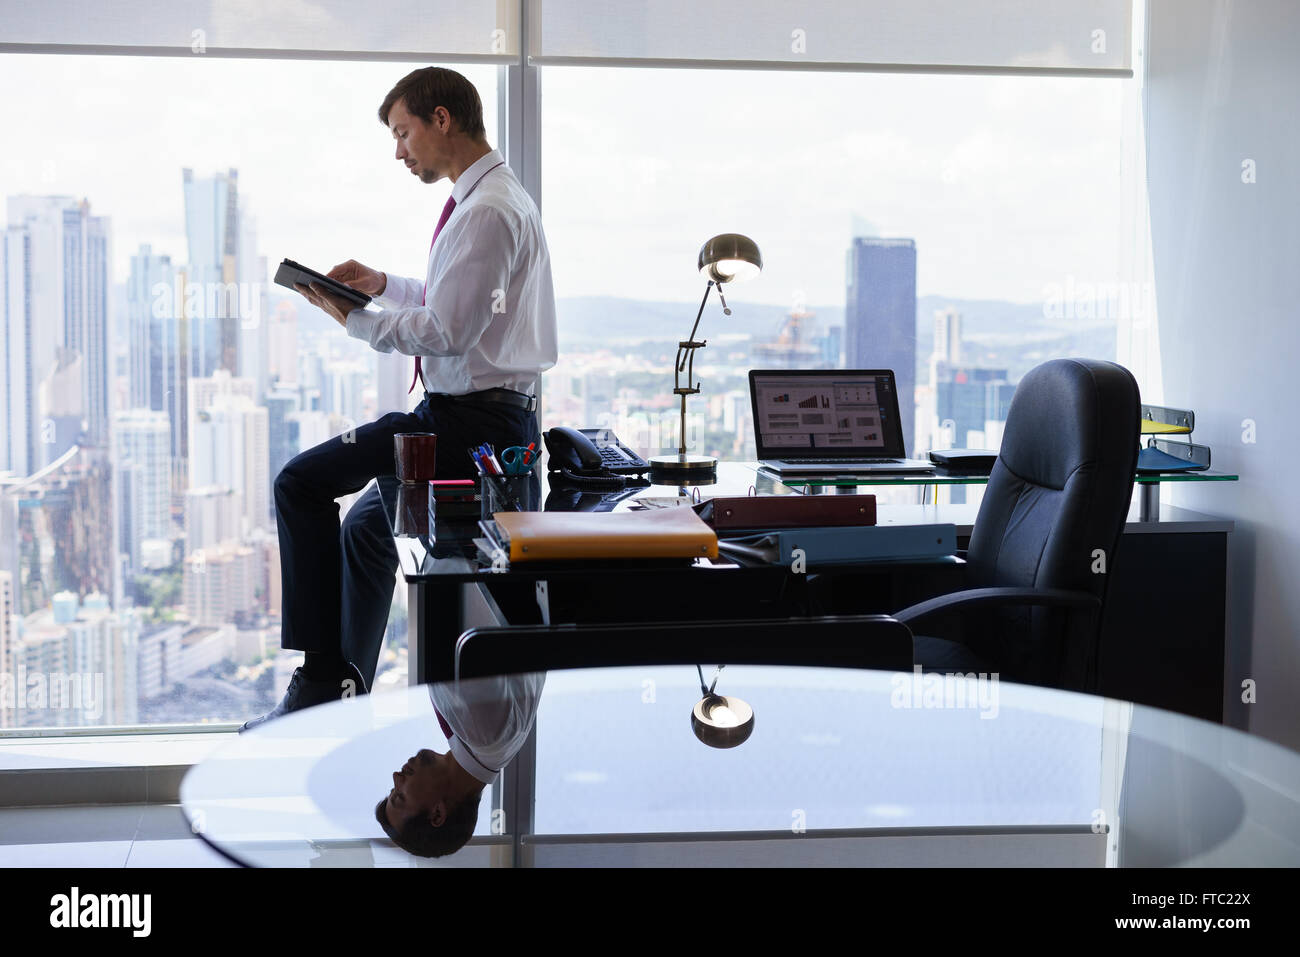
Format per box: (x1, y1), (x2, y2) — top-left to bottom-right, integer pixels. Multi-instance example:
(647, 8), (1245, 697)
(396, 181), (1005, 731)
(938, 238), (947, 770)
(0, 55), (1127, 308)
(0, 54), (1128, 729)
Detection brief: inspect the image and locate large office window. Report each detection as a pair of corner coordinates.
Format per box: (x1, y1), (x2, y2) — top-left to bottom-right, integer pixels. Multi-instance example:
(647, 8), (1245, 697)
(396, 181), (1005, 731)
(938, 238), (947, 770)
(0, 53), (498, 730)
(0, 0), (1143, 734)
(540, 66), (1130, 468)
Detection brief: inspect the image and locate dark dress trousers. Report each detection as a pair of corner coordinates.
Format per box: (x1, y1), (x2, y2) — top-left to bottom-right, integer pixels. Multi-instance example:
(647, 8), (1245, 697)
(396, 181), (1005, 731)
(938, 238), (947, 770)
(273, 391), (539, 688)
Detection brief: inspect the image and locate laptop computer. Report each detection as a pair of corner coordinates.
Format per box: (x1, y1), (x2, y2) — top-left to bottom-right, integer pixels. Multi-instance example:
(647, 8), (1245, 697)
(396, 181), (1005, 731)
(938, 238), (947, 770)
(749, 369), (935, 475)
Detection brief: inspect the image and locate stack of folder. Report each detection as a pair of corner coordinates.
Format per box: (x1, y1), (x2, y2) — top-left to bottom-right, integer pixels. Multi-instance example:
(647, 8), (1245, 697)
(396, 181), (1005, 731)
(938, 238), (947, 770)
(1137, 404), (1211, 473)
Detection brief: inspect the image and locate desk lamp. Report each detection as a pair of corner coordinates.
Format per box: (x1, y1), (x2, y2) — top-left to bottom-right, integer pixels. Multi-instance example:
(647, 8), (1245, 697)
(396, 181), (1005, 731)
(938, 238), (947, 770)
(649, 233), (763, 479)
(691, 664), (755, 749)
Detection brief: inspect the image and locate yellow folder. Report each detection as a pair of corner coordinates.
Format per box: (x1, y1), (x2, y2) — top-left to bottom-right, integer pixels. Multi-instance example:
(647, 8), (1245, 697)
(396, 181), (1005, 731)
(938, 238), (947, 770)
(492, 506), (718, 562)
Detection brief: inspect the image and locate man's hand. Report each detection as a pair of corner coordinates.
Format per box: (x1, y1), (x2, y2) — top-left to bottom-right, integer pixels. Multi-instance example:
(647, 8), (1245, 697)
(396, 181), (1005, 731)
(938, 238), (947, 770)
(294, 282), (358, 329)
(327, 259), (387, 296)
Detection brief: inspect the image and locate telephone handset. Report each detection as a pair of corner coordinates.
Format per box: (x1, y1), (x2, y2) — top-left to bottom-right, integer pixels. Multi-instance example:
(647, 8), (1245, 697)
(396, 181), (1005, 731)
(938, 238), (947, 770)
(544, 427), (651, 488)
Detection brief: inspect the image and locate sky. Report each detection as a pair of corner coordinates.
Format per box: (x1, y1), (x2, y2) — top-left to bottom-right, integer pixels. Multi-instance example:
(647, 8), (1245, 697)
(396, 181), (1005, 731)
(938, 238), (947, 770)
(0, 53), (1128, 309)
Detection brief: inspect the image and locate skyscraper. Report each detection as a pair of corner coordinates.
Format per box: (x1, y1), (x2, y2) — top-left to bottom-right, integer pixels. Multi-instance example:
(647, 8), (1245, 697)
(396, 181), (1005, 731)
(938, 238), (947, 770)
(182, 168), (240, 380)
(3, 196), (112, 471)
(114, 409), (172, 576)
(845, 236), (918, 452)
(188, 386), (269, 540)
(933, 307), (962, 365)
(0, 569), (14, 728)
(237, 208), (269, 400)
(127, 245), (189, 503)
(266, 300), (298, 389)
(2, 223), (36, 476)
(264, 385), (300, 516)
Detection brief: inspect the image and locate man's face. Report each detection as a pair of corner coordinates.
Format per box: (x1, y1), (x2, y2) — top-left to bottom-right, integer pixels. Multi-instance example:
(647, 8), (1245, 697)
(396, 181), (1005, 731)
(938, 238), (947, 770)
(384, 748), (452, 830)
(389, 99), (446, 185)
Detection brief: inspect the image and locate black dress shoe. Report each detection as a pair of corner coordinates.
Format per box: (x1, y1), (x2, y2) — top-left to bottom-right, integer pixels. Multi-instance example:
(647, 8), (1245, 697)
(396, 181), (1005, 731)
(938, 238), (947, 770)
(240, 662), (368, 733)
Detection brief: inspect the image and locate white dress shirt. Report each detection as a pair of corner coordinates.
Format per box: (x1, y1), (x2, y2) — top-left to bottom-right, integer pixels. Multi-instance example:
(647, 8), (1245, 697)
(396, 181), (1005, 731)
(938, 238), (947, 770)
(345, 148), (558, 396)
(428, 672), (546, 786)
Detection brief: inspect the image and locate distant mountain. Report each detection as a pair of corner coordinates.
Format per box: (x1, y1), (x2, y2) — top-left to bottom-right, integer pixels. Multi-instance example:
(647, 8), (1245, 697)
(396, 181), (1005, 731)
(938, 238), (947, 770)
(273, 289), (1115, 384)
(555, 295), (826, 345)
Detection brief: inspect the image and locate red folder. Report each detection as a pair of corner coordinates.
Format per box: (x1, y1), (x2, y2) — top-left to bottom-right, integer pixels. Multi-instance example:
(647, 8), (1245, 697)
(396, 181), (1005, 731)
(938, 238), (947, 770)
(694, 494), (876, 531)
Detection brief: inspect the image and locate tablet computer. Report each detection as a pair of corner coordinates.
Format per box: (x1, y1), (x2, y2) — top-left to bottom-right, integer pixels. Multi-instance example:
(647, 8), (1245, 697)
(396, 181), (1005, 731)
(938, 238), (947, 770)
(274, 259), (372, 308)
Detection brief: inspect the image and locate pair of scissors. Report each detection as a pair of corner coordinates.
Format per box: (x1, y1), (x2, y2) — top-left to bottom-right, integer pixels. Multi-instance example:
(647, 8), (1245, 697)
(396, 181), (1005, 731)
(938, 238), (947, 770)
(500, 445), (535, 476)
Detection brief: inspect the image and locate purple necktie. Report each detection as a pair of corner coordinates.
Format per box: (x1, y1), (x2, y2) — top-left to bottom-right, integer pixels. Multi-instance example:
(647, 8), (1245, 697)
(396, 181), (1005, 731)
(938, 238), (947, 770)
(409, 194), (458, 395)
(434, 705), (453, 741)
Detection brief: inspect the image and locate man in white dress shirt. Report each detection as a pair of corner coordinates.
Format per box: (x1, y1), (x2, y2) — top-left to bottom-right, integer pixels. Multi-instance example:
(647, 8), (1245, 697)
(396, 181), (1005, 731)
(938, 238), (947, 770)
(376, 671), (545, 858)
(242, 68), (557, 732)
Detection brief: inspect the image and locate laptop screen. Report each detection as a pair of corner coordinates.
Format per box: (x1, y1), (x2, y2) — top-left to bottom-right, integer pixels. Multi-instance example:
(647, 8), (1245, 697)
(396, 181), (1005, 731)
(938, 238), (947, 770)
(749, 369), (908, 459)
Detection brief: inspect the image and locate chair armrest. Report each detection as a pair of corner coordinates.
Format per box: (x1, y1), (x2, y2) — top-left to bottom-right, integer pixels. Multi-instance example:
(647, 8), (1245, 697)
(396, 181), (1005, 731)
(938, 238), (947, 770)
(895, 587), (1101, 633)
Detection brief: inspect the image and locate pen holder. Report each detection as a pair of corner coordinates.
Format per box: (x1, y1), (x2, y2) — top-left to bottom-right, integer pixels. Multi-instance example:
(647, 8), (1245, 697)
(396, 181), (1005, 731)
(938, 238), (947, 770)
(480, 473), (539, 520)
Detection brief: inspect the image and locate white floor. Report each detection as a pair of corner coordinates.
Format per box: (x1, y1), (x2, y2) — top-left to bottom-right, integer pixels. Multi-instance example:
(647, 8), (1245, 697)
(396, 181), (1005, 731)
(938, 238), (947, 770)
(0, 804), (237, 867)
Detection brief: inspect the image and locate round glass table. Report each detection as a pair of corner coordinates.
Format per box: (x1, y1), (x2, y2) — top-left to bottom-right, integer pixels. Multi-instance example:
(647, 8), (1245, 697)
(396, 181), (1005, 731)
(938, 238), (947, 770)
(180, 666), (1300, 867)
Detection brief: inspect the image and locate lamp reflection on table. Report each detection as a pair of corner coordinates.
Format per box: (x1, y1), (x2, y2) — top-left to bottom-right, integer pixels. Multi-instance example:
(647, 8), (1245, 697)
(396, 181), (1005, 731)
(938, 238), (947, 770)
(692, 664), (755, 748)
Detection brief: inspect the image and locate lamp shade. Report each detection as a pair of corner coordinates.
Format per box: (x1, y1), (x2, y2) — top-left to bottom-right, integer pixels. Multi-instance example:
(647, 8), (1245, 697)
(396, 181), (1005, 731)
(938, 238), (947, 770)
(698, 233), (762, 284)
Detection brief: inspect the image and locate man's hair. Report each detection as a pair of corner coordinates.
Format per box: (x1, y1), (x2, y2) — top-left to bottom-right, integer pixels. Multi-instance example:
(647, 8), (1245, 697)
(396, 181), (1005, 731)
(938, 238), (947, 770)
(378, 67), (486, 139)
(374, 792), (481, 858)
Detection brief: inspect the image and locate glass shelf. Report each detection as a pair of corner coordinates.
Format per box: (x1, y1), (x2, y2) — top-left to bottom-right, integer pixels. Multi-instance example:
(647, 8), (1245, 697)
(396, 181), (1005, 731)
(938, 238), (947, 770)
(778, 467), (1238, 489)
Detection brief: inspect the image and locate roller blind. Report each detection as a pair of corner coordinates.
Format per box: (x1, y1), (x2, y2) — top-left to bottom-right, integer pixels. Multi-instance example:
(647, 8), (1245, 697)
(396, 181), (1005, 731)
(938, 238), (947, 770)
(530, 0), (1132, 75)
(0, 0), (1132, 75)
(0, 0), (520, 60)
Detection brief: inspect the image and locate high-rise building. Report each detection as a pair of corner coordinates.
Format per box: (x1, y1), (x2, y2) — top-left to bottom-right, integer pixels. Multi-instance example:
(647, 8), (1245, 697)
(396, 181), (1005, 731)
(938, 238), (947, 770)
(183, 543), (258, 626)
(266, 300), (298, 387)
(236, 208), (270, 400)
(182, 168), (240, 380)
(845, 237), (917, 451)
(321, 358), (369, 425)
(285, 409), (346, 455)
(0, 569), (14, 728)
(128, 245), (170, 409)
(933, 307), (962, 365)
(186, 368), (256, 503)
(814, 325), (843, 368)
(933, 362), (1014, 450)
(185, 485), (241, 553)
(264, 385), (300, 512)
(114, 410), (172, 577)
(375, 350), (411, 415)
(3, 196), (112, 471)
(126, 245), (189, 492)
(137, 622), (183, 700)
(188, 387), (269, 539)
(2, 223), (38, 477)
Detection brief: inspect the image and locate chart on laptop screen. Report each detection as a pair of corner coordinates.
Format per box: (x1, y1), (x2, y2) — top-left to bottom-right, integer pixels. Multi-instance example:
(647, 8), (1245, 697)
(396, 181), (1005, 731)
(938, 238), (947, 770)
(754, 374), (892, 450)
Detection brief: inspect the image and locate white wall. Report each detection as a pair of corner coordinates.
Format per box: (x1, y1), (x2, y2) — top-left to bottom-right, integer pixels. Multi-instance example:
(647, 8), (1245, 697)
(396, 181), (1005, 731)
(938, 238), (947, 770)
(1146, 0), (1300, 747)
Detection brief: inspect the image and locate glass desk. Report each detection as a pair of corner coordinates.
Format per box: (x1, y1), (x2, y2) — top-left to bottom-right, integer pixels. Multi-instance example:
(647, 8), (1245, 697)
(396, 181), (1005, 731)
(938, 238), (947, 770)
(379, 464), (965, 684)
(180, 665), (1300, 867)
(772, 466), (1239, 522)
(376, 461), (1236, 720)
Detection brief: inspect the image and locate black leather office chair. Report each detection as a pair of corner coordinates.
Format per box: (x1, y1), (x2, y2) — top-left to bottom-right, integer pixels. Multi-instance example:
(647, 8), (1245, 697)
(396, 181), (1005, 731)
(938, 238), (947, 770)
(896, 358), (1140, 692)
(455, 616), (913, 680)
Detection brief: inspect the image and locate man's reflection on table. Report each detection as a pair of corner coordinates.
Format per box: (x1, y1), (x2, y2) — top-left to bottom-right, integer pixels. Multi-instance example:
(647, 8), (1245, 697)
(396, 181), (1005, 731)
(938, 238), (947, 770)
(375, 671), (545, 857)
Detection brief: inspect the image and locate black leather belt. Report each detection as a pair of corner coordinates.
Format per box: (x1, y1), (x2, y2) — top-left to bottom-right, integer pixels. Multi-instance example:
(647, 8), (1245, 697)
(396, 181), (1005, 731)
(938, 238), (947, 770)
(425, 388), (538, 413)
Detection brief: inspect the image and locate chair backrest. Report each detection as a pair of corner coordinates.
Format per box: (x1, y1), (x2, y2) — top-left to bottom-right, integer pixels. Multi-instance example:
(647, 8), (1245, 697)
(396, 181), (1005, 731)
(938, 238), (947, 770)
(965, 358), (1140, 685)
(456, 616), (914, 680)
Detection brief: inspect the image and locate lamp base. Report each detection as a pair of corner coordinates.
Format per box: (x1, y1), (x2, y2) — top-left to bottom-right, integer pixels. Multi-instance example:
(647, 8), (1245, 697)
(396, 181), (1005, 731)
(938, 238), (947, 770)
(649, 453), (717, 481)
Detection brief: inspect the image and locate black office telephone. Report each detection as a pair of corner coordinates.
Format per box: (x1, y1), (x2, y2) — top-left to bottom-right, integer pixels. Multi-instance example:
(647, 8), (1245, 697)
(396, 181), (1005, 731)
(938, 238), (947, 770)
(544, 426), (650, 487)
